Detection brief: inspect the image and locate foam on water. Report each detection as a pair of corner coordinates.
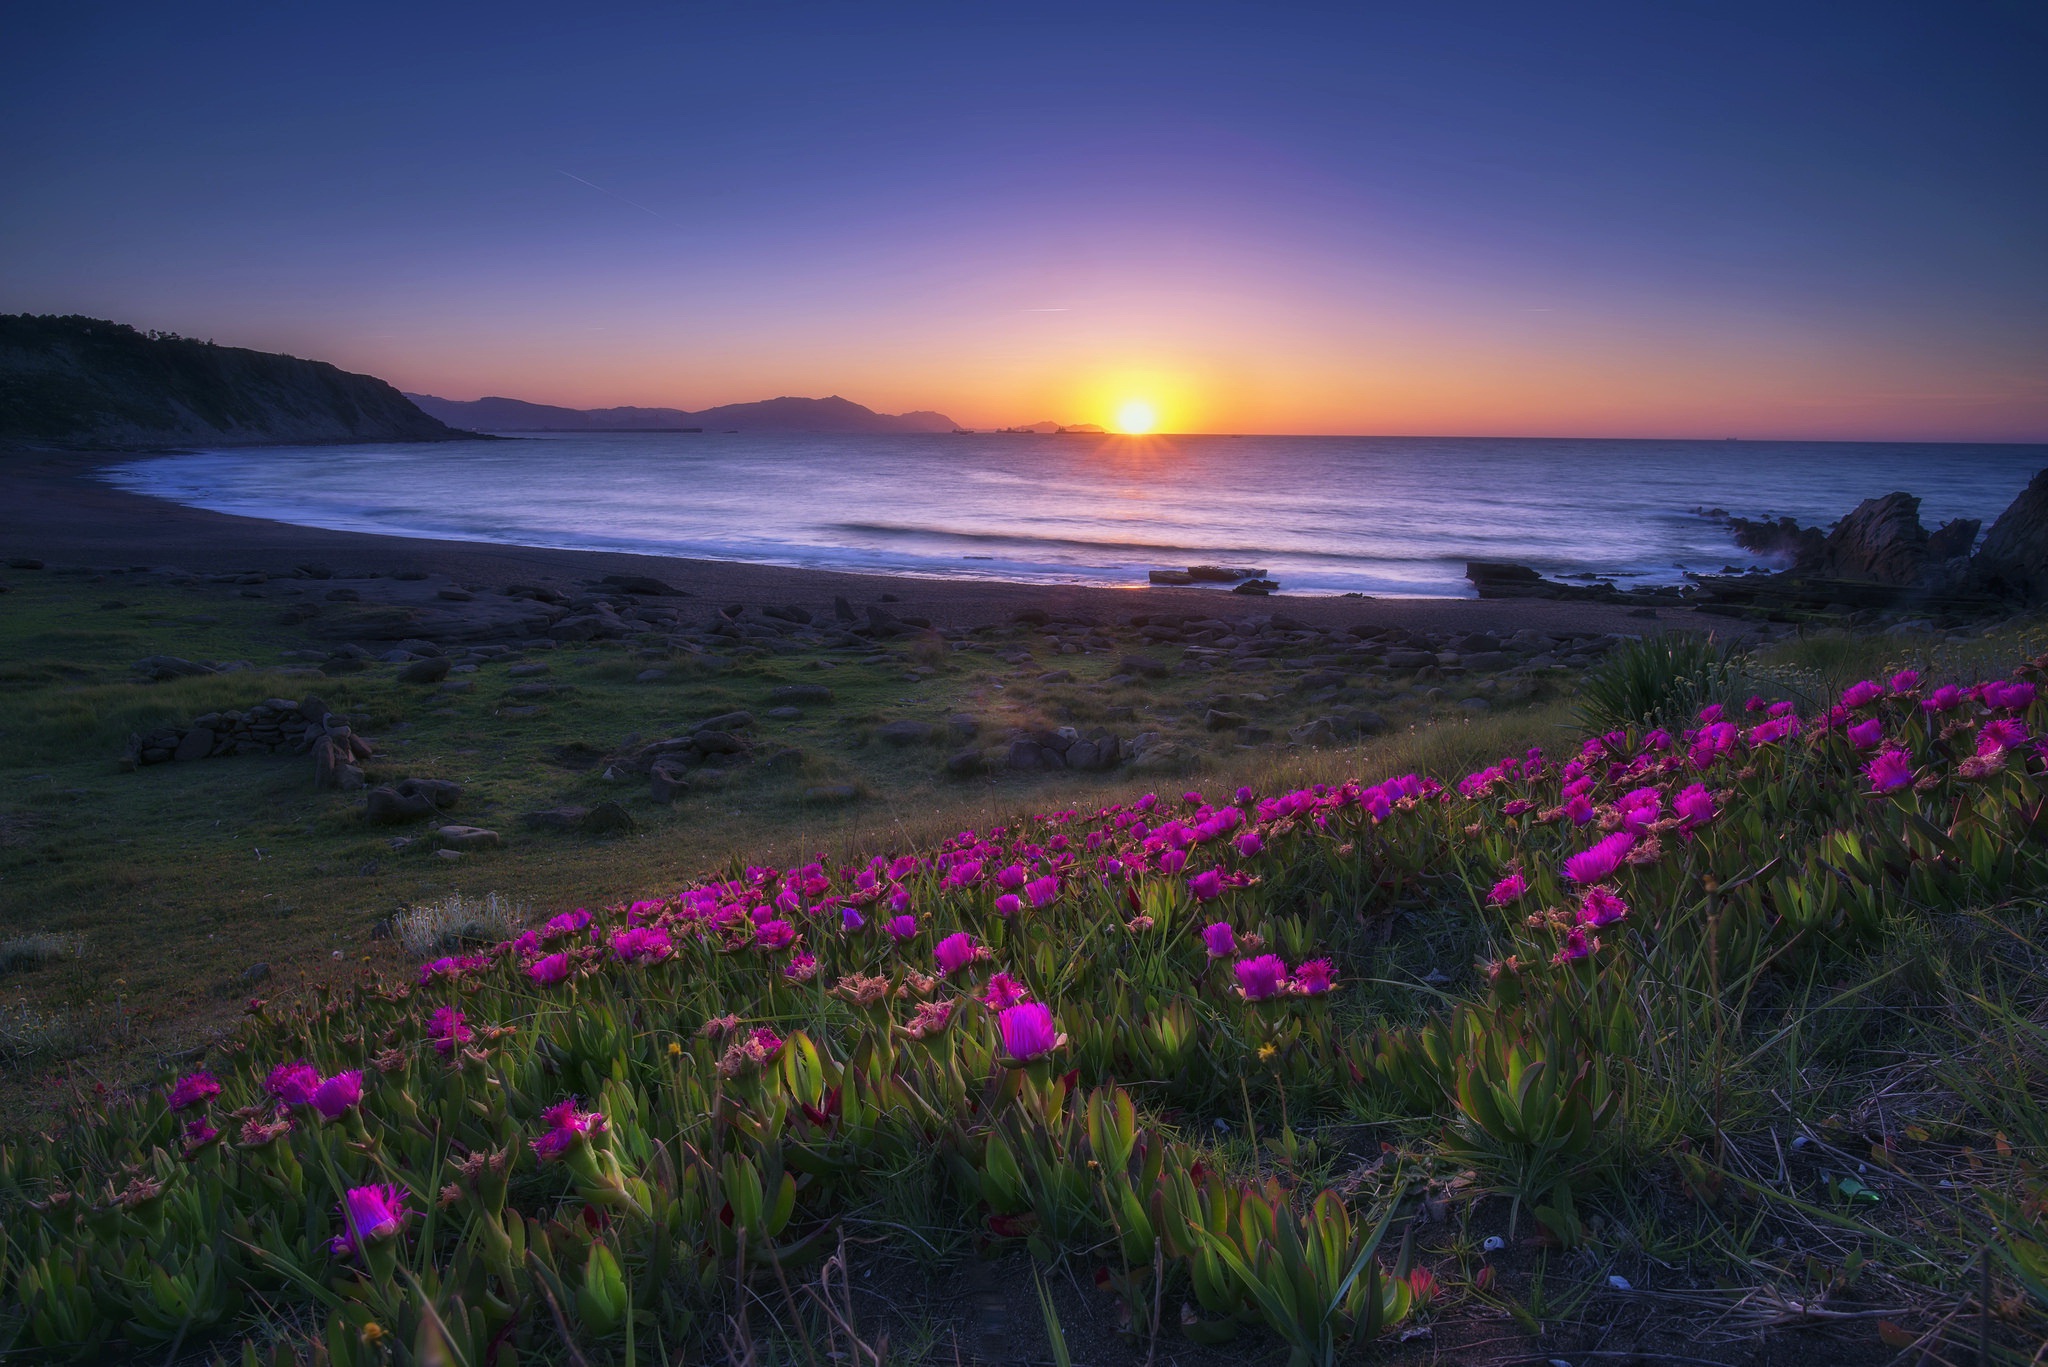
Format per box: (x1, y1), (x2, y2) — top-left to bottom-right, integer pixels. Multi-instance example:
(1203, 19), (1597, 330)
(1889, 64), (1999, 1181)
(102, 432), (2045, 597)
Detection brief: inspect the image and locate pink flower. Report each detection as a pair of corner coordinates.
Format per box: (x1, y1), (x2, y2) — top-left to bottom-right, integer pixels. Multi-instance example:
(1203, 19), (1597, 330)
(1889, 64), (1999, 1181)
(1577, 886), (1629, 927)
(542, 908), (592, 940)
(1978, 718), (2030, 756)
(752, 919), (796, 951)
(1846, 717), (1884, 749)
(310, 1070), (363, 1122)
(1487, 871), (1528, 906)
(885, 914), (918, 942)
(1291, 958), (1335, 995)
(612, 925), (674, 962)
(267, 1061), (320, 1106)
(784, 952), (819, 981)
(1023, 875), (1060, 908)
(531, 1098), (608, 1161)
(1188, 869), (1224, 900)
(1234, 954), (1289, 1001)
(1865, 747), (1915, 792)
(1157, 848), (1188, 874)
(1201, 921), (1236, 958)
(1924, 685), (1968, 713)
(1841, 680), (1885, 709)
(935, 931), (978, 975)
(996, 1002), (1061, 1061)
(168, 1071), (220, 1111)
(1563, 831), (1637, 885)
(995, 863), (1028, 890)
(1889, 669), (1921, 694)
(429, 1006), (472, 1056)
(1561, 794), (1596, 826)
(1982, 681), (2036, 712)
(1235, 830), (1264, 858)
(527, 952), (572, 986)
(981, 971), (1029, 1010)
(1551, 927), (1598, 965)
(994, 893), (1022, 917)
(328, 1183), (409, 1257)
(1697, 704), (1725, 724)
(1672, 783), (1717, 828)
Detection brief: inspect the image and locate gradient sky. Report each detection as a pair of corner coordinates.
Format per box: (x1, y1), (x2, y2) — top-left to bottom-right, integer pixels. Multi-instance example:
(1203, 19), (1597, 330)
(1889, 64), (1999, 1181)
(4, 1), (2045, 438)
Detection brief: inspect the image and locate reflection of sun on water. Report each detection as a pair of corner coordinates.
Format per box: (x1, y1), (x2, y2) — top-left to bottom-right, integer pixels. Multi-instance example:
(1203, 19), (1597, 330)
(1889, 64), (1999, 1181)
(1115, 400), (1157, 435)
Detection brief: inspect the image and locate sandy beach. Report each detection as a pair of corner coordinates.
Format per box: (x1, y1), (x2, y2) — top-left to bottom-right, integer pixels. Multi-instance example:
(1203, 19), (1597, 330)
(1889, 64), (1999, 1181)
(0, 446), (1742, 640)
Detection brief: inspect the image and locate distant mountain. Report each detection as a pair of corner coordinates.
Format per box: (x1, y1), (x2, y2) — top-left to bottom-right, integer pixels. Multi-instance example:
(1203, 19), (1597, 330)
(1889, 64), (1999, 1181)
(0, 315), (466, 447)
(406, 391), (958, 434)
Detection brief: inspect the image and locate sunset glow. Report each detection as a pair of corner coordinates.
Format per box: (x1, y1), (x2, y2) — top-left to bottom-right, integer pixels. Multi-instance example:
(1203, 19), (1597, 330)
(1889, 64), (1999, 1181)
(1115, 400), (1158, 435)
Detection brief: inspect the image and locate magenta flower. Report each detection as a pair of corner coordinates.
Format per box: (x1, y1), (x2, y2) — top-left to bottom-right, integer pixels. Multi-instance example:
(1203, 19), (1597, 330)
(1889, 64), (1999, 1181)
(981, 971), (1029, 1010)
(994, 893), (1022, 917)
(531, 1098), (608, 1161)
(1841, 680), (1885, 709)
(935, 931), (978, 975)
(181, 1116), (220, 1155)
(1023, 875), (1060, 908)
(1577, 886), (1629, 927)
(1200, 921), (1236, 958)
(1697, 703), (1725, 724)
(1157, 848), (1189, 874)
(996, 1002), (1062, 1061)
(527, 952), (572, 986)
(543, 908), (592, 940)
(752, 919), (796, 951)
(1292, 958), (1335, 995)
(1979, 718), (2030, 755)
(1562, 794), (1596, 826)
(884, 914), (918, 942)
(310, 1070), (364, 1122)
(1889, 669), (1921, 694)
(1235, 830), (1265, 858)
(328, 1183), (409, 1257)
(612, 925), (674, 962)
(995, 863), (1028, 890)
(1846, 717), (1884, 749)
(168, 1071), (221, 1111)
(267, 1060), (321, 1106)
(1924, 685), (1968, 713)
(1487, 871), (1528, 906)
(1551, 927), (1598, 965)
(1982, 681), (2036, 712)
(1188, 869), (1224, 901)
(1672, 782), (1717, 828)
(1563, 831), (1637, 885)
(784, 951), (819, 981)
(841, 906), (866, 931)
(1865, 747), (1915, 792)
(749, 1026), (785, 1058)
(1234, 954), (1289, 1001)
(429, 1006), (472, 1056)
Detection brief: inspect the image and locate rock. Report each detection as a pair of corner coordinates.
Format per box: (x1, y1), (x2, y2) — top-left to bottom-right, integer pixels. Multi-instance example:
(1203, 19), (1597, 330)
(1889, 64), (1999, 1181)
(694, 710), (756, 733)
(397, 656), (452, 683)
(325, 588), (361, 602)
(1064, 739), (1102, 770)
(1454, 632), (1503, 654)
(945, 713), (980, 739)
(1234, 725), (1273, 744)
(875, 719), (937, 746)
(635, 669), (669, 683)
(312, 736), (358, 789)
(440, 679), (474, 693)
(1148, 570), (1195, 586)
(366, 787), (432, 823)
(1383, 649), (1436, 670)
(1460, 697), (1492, 712)
(763, 746), (804, 770)
(766, 706), (802, 720)
(436, 825), (501, 850)
(1035, 669), (1074, 684)
(507, 662), (550, 677)
(1297, 669), (1348, 690)
(601, 573), (685, 596)
(769, 684), (835, 706)
(1230, 579), (1278, 595)
(649, 761), (692, 802)
(242, 962), (271, 984)
(1118, 655), (1171, 678)
(802, 783), (860, 804)
(173, 728), (216, 762)
(1290, 718), (1339, 745)
(437, 587), (475, 601)
(1204, 709), (1248, 731)
(944, 748), (987, 776)
(134, 655), (215, 681)
(1818, 492), (1931, 585)
(1972, 467), (2048, 603)
(1131, 742), (1187, 773)
(581, 801), (635, 833)
(1926, 518), (1980, 562)
(1005, 740), (1046, 770)
(1460, 651), (1511, 671)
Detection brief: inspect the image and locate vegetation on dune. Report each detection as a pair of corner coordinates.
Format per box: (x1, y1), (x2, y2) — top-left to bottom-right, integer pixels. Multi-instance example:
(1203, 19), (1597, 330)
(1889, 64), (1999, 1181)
(3, 635), (2047, 1364)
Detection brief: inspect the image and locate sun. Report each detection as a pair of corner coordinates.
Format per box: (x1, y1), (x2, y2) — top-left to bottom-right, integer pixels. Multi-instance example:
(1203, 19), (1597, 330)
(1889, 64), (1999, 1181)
(1115, 399), (1157, 435)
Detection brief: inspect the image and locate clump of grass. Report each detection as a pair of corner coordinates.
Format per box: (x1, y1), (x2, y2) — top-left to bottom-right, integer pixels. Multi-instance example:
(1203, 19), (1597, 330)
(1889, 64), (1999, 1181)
(1574, 633), (1738, 732)
(392, 892), (528, 958)
(0, 932), (85, 975)
(0, 1000), (80, 1065)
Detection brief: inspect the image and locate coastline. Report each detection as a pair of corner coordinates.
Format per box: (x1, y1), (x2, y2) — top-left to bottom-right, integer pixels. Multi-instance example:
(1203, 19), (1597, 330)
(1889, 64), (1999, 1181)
(0, 445), (1747, 638)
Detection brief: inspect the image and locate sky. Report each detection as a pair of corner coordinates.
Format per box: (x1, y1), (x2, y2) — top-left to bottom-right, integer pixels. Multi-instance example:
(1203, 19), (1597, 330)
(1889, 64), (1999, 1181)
(3, 1), (2045, 439)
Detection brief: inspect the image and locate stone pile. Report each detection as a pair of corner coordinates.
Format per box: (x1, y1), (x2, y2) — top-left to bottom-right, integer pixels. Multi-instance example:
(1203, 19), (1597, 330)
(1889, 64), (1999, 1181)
(123, 693), (374, 785)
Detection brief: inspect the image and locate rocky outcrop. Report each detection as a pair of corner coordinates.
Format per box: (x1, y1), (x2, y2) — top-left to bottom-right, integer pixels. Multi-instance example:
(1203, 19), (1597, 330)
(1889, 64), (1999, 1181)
(1815, 493), (1931, 584)
(1971, 467), (2048, 604)
(0, 315), (468, 447)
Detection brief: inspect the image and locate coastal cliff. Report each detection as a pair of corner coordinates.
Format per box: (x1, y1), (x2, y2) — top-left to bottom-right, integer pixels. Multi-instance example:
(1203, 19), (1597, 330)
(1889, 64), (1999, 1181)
(405, 391), (958, 434)
(0, 315), (468, 448)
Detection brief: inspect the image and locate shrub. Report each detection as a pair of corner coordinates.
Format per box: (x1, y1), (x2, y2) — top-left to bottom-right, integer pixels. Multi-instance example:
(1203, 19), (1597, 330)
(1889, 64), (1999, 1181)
(1575, 632), (1737, 731)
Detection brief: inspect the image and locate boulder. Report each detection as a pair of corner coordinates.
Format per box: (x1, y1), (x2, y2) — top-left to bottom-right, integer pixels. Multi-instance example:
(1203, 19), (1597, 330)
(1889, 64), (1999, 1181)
(364, 779), (461, 823)
(1818, 492), (1930, 584)
(945, 714), (980, 739)
(1971, 468), (2048, 603)
(397, 656), (452, 684)
(875, 720), (937, 746)
(769, 685), (835, 706)
(1926, 518), (1981, 562)
(1383, 649), (1436, 670)
(134, 655), (215, 681)
(649, 761), (692, 802)
(1148, 570), (1195, 586)
(944, 748), (987, 776)
(437, 825), (501, 850)
(1204, 709), (1248, 731)
(580, 801), (635, 834)
(172, 728), (216, 762)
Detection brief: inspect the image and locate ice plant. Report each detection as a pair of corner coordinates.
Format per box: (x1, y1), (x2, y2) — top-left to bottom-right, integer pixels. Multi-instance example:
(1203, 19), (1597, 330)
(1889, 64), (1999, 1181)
(1234, 954), (1289, 1001)
(996, 1002), (1062, 1062)
(1577, 886), (1629, 927)
(1487, 870), (1528, 906)
(1672, 783), (1717, 829)
(1865, 747), (1915, 793)
(266, 1061), (320, 1106)
(751, 919), (796, 951)
(994, 893), (1022, 917)
(329, 1183), (409, 1261)
(1292, 958), (1335, 995)
(527, 952), (572, 986)
(1979, 719), (2029, 755)
(884, 914), (918, 942)
(784, 952), (818, 981)
(934, 931), (978, 975)
(1235, 830), (1264, 858)
(1552, 926), (1598, 965)
(1024, 874), (1060, 908)
(1188, 869), (1224, 900)
(1841, 680), (1885, 709)
(1846, 717), (1884, 749)
(531, 1099), (608, 1162)
(168, 1071), (220, 1111)
(310, 1070), (364, 1122)
(428, 1006), (472, 1056)
(611, 925), (674, 962)
(1201, 921), (1236, 958)
(981, 971), (1029, 1010)
(1563, 831), (1637, 884)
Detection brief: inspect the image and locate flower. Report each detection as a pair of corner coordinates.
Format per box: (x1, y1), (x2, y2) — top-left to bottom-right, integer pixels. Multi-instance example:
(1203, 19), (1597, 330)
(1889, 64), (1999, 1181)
(429, 1006), (472, 1056)
(611, 925), (674, 963)
(1235, 830), (1265, 858)
(884, 914), (918, 942)
(1551, 926), (1599, 965)
(1924, 685), (1968, 713)
(1889, 669), (1921, 694)
(1292, 958), (1335, 995)
(532, 1099), (608, 1161)
(1234, 954), (1289, 1001)
(1577, 886), (1629, 927)
(1672, 783), (1718, 828)
(995, 863), (1028, 890)
(1487, 870), (1528, 906)
(329, 1184), (409, 1257)
(1865, 747), (1915, 792)
(1563, 831), (1637, 885)
(981, 971), (1029, 1010)
(180, 1117), (220, 1156)
(1983, 680), (2037, 712)
(997, 1002), (1062, 1061)
(527, 952), (572, 986)
(266, 1061), (321, 1106)
(840, 906), (866, 931)
(1188, 869), (1224, 900)
(168, 1071), (220, 1111)
(1023, 875), (1060, 908)
(752, 919), (796, 951)
(934, 931), (978, 975)
(1846, 718), (1884, 749)
(1200, 921), (1236, 958)
(994, 893), (1022, 917)
(542, 908), (592, 940)
(310, 1070), (364, 1122)
(1157, 848), (1189, 874)
(1841, 680), (1885, 709)
(784, 952), (819, 981)
(1978, 718), (2030, 756)
(904, 1000), (954, 1040)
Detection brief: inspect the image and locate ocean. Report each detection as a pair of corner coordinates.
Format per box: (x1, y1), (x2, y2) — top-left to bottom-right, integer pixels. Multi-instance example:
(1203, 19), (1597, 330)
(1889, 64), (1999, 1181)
(102, 433), (2046, 598)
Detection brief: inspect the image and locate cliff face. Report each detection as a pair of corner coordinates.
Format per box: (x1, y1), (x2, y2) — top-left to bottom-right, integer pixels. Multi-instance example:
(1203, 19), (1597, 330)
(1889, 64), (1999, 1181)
(0, 315), (468, 447)
(407, 391), (959, 434)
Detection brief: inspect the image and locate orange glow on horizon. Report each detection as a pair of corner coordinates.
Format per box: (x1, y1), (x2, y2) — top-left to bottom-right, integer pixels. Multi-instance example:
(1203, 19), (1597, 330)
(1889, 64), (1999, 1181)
(1114, 399), (1158, 434)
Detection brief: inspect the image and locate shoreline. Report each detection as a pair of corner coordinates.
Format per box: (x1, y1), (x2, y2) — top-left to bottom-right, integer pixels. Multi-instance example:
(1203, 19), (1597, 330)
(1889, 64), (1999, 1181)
(0, 445), (1749, 638)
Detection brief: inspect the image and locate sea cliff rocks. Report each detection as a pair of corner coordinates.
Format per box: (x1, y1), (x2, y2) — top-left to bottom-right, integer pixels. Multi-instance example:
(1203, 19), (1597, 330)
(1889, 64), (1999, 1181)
(1970, 467), (2048, 604)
